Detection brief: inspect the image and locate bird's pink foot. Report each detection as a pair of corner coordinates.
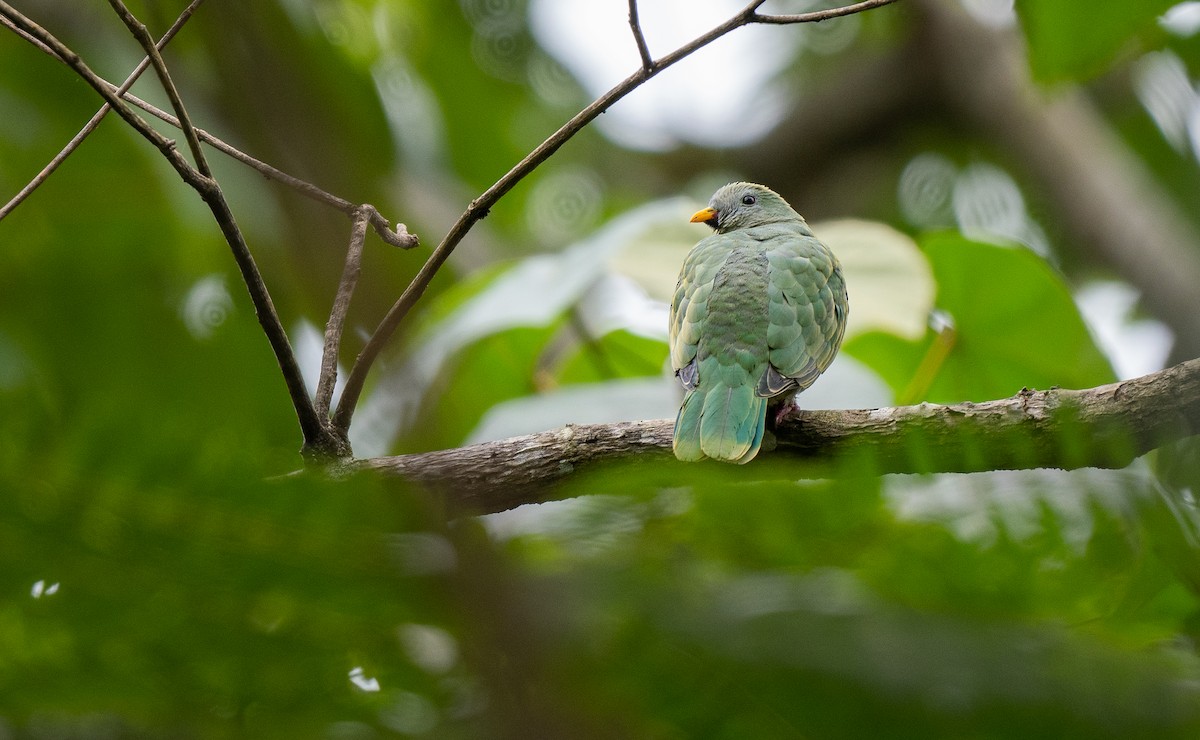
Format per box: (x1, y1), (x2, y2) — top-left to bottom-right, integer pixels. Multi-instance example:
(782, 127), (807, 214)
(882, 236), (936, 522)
(772, 401), (796, 429)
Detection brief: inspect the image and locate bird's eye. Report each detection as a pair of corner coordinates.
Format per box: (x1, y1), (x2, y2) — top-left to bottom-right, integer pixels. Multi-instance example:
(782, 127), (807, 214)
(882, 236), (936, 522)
(741, 194), (756, 206)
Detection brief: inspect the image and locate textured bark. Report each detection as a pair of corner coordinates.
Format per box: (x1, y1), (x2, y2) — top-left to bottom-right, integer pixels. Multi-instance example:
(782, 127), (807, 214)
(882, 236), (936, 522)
(357, 358), (1200, 515)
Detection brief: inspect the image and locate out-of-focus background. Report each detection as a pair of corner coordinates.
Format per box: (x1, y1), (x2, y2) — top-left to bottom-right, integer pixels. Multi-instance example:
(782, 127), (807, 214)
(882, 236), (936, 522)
(4, 0), (1200, 736)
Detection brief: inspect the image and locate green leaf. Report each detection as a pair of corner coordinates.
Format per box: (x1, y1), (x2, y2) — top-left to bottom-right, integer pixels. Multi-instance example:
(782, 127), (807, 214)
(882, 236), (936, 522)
(555, 329), (667, 384)
(1015, 0), (1174, 82)
(844, 329), (931, 399)
(846, 233), (1114, 403)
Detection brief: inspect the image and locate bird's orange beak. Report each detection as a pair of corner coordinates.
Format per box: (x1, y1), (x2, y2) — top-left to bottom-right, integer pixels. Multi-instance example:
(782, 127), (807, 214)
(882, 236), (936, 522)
(690, 207), (717, 224)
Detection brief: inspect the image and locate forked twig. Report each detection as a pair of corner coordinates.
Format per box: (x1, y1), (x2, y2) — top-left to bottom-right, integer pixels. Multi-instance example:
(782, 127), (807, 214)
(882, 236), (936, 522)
(628, 0), (654, 72)
(108, 0), (211, 177)
(0, 0), (204, 220)
(0, 3), (416, 249)
(92, 84), (417, 249)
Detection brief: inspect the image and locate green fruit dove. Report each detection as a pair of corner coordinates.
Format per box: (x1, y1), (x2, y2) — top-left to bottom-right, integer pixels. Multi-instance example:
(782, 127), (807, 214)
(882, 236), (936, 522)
(670, 182), (848, 463)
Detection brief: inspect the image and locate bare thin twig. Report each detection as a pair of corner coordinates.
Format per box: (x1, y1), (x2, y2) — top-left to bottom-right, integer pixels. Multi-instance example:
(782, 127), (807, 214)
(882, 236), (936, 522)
(316, 207), (371, 419)
(753, 0), (900, 24)
(0, 2), (334, 454)
(0, 6), (202, 222)
(0, 6), (415, 250)
(108, 0), (211, 176)
(0, 7), (227, 198)
(0, 0), (205, 221)
(330, 0), (900, 432)
(628, 0), (654, 72)
(90, 84), (419, 249)
(0, 12), (53, 55)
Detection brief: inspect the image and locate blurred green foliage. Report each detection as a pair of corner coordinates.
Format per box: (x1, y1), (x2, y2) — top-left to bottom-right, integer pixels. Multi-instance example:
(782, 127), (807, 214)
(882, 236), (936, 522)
(1016, 0), (1175, 82)
(2, 0), (1200, 737)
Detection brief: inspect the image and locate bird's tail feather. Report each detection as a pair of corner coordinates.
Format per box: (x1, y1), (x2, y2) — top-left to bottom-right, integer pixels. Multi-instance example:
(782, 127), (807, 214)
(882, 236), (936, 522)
(673, 384), (768, 464)
(673, 389), (706, 462)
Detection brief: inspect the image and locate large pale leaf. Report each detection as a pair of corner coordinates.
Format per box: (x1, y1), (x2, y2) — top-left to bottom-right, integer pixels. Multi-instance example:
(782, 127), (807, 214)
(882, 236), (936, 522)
(816, 219), (934, 342)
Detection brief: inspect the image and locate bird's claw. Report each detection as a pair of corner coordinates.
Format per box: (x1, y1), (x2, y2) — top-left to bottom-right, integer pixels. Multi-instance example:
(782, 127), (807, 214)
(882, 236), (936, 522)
(772, 401), (795, 430)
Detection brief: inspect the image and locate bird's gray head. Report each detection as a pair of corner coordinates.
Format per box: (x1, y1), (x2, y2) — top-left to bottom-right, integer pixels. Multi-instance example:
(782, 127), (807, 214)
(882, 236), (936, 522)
(690, 182), (803, 233)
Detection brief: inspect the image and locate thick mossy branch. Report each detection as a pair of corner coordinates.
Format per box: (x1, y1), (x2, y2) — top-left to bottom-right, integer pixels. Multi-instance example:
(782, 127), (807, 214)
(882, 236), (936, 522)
(356, 357), (1200, 515)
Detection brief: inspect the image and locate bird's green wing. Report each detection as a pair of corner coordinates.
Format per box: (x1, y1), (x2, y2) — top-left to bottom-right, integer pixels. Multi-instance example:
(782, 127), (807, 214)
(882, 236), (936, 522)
(669, 236), (728, 377)
(762, 228), (848, 395)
